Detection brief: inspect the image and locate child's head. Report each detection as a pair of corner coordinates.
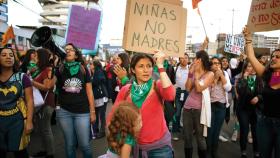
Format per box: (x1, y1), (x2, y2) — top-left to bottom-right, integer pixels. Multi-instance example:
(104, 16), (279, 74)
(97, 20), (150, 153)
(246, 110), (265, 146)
(107, 101), (142, 154)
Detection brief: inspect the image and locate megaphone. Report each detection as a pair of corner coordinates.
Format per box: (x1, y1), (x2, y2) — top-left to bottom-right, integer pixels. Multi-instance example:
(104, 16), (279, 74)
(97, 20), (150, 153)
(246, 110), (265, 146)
(31, 26), (66, 58)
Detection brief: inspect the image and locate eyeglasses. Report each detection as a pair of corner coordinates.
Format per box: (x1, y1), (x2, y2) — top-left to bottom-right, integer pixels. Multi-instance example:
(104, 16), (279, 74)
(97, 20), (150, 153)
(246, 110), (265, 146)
(64, 48), (75, 52)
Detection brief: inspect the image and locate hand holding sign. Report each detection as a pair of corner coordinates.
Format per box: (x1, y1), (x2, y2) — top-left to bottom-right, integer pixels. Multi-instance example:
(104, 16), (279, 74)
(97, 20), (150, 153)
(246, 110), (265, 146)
(242, 25), (253, 44)
(154, 51), (167, 68)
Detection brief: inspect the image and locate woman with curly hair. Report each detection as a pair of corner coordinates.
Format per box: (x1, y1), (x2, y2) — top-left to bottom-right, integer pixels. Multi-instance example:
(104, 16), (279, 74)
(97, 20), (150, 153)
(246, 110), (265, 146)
(101, 101), (141, 158)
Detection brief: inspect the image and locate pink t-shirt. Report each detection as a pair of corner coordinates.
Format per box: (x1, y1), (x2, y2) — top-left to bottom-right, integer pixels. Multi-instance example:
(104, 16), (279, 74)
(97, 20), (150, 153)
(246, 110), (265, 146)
(184, 74), (208, 110)
(107, 80), (175, 145)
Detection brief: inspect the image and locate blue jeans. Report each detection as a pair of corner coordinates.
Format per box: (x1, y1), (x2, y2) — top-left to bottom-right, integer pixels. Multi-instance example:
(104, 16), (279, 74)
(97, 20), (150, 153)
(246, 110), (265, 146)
(206, 102), (226, 157)
(257, 115), (280, 158)
(56, 108), (92, 158)
(139, 145), (173, 158)
(172, 88), (188, 133)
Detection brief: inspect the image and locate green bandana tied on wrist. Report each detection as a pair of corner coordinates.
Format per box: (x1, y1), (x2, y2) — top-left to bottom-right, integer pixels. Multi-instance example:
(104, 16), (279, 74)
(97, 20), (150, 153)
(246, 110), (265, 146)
(64, 61), (81, 76)
(131, 78), (153, 108)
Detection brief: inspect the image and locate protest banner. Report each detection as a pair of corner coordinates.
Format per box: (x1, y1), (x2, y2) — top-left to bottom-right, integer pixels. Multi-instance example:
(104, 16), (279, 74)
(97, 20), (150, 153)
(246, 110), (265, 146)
(224, 34), (245, 56)
(247, 0), (280, 32)
(123, 0), (187, 57)
(65, 5), (101, 50)
(159, 0), (183, 6)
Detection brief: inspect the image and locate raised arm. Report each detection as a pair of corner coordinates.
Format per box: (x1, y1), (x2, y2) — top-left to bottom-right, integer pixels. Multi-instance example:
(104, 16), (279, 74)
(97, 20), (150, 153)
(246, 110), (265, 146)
(243, 26), (265, 76)
(185, 63), (195, 92)
(154, 51), (173, 88)
(200, 36), (209, 51)
(193, 71), (214, 92)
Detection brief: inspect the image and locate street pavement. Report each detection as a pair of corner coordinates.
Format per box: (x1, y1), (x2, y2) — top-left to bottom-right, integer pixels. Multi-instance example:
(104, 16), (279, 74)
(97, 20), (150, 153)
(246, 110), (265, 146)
(8, 102), (255, 158)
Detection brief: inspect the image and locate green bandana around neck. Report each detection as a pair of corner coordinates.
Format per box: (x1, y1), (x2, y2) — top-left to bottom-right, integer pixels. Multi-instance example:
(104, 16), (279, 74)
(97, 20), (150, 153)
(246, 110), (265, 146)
(27, 61), (40, 79)
(247, 75), (256, 92)
(153, 60), (169, 73)
(131, 78), (153, 108)
(64, 61), (81, 76)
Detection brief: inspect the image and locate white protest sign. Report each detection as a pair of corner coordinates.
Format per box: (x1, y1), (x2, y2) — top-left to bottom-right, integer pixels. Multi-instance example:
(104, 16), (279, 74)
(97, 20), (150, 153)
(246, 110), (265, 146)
(224, 34), (245, 56)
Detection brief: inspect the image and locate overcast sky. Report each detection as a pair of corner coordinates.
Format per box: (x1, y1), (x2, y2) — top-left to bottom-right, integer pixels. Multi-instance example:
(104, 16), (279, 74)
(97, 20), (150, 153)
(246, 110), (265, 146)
(8, 0), (280, 44)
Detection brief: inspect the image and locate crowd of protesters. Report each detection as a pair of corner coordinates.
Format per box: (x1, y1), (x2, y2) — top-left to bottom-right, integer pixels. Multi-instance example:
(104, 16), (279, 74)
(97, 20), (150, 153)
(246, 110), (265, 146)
(0, 25), (280, 158)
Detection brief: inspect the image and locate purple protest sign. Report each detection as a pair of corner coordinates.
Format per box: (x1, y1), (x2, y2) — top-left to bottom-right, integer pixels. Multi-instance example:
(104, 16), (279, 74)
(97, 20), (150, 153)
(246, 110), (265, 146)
(66, 5), (101, 50)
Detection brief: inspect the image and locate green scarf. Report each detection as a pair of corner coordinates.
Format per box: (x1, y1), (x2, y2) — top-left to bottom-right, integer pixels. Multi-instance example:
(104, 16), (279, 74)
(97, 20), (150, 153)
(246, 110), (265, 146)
(64, 61), (80, 76)
(27, 61), (40, 79)
(153, 60), (169, 73)
(247, 75), (256, 92)
(131, 78), (153, 108)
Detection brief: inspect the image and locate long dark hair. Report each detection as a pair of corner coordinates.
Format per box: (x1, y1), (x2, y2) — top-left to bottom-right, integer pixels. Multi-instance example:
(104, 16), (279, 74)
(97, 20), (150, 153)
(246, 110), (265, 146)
(118, 52), (130, 72)
(240, 60), (263, 93)
(196, 50), (211, 71)
(0, 47), (19, 74)
(263, 49), (280, 84)
(36, 48), (51, 71)
(20, 49), (35, 73)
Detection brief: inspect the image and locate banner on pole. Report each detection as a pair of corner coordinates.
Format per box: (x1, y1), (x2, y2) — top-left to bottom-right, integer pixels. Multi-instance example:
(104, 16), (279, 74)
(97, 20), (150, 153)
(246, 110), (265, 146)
(224, 34), (245, 56)
(247, 0), (280, 32)
(122, 0), (187, 57)
(65, 5), (101, 50)
(2, 25), (15, 46)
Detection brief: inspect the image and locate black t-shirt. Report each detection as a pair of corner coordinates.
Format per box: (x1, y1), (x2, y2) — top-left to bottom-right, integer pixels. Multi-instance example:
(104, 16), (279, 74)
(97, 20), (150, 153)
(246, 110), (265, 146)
(56, 66), (91, 113)
(262, 85), (280, 118)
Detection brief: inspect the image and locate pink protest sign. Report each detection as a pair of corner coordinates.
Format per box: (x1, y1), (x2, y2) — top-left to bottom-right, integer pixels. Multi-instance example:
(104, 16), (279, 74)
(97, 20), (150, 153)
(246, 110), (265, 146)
(66, 5), (101, 49)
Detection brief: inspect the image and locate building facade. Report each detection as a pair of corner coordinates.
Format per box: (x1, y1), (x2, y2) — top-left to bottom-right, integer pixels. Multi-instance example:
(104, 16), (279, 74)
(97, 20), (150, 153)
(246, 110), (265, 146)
(38, 0), (102, 28)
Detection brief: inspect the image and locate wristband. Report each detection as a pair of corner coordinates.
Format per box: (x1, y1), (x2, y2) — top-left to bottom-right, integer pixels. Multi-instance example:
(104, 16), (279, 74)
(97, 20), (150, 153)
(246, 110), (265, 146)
(158, 68), (165, 73)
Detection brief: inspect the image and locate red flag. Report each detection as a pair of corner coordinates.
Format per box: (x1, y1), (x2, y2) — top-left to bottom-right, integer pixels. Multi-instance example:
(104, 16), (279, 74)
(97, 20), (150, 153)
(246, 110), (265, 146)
(192, 0), (201, 9)
(2, 26), (15, 46)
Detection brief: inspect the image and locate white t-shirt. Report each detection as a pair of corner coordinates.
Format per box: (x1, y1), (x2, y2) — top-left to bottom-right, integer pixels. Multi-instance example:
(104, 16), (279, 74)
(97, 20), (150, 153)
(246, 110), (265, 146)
(175, 65), (189, 90)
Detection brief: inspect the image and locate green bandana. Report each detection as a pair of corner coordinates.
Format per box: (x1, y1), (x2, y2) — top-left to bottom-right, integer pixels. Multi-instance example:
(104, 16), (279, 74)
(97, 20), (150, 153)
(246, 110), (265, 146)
(131, 78), (153, 108)
(64, 61), (80, 76)
(247, 75), (256, 92)
(153, 60), (169, 73)
(27, 61), (40, 79)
